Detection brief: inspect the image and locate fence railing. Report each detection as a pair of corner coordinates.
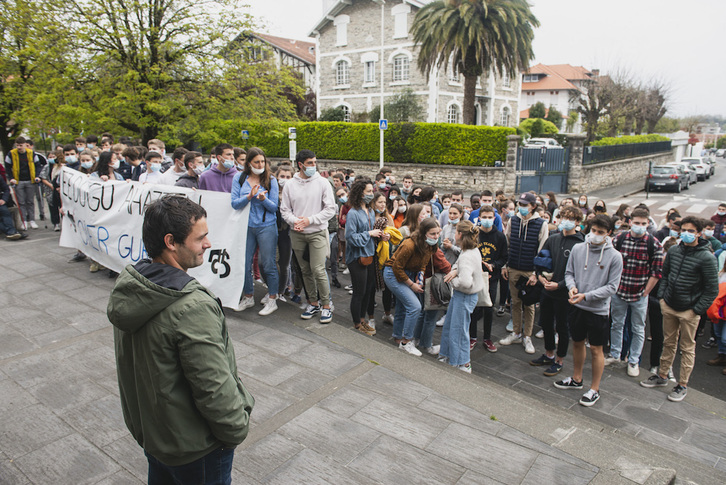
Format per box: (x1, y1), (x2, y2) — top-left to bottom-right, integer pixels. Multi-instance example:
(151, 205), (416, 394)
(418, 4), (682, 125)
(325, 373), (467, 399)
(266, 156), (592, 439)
(582, 141), (672, 165)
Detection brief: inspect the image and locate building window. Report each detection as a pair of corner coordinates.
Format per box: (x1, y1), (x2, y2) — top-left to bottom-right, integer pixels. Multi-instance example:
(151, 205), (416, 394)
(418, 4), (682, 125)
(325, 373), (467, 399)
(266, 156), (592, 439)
(447, 104), (460, 124)
(393, 55), (409, 82)
(336, 60), (350, 86)
(500, 107), (511, 127)
(364, 61), (376, 83)
(449, 59), (460, 83)
(502, 72), (511, 88)
(339, 105), (351, 122)
(392, 3), (411, 39)
(334, 15), (350, 46)
(523, 74), (538, 83)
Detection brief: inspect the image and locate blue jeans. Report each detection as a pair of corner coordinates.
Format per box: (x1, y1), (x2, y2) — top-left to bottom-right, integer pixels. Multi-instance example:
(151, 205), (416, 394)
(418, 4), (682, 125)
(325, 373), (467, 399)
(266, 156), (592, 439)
(610, 294), (648, 365)
(146, 447), (234, 485)
(439, 290), (478, 366)
(0, 205), (18, 235)
(244, 224), (279, 297)
(414, 291), (440, 348)
(383, 266), (420, 341)
(714, 320), (726, 355)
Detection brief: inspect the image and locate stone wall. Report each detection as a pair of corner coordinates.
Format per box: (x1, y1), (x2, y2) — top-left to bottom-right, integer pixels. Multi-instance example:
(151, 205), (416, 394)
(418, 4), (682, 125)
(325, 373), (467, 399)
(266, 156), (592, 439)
(576, 152), (675, 193)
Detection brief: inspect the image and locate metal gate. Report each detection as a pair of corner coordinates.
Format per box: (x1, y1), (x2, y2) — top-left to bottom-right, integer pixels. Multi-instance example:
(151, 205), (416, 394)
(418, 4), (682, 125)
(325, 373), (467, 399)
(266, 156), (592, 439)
(516, 146), (569, 194)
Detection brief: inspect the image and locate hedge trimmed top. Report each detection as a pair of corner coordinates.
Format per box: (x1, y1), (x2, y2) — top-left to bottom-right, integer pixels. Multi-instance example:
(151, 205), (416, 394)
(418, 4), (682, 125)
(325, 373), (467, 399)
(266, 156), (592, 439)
(208, 121), (515, 167)
(591, 134), (670, 146)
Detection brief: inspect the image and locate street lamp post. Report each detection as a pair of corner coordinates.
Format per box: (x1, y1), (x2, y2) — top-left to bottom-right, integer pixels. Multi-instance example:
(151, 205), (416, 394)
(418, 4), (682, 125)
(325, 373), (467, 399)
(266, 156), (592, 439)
(376, 0), (385, 170)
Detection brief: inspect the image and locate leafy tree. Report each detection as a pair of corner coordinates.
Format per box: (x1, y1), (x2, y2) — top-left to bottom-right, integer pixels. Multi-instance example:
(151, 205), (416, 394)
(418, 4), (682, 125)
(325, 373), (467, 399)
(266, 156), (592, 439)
(319, 107), (347, 122)
(565, 110), (579, 132)
(528, 102), (546, 119)
(546, 105), (563, 129)
(369, 88), (425, 122)
(519, 118), (557, 136)
(412, 0), (538, 125)
(654, 117), (679, 133)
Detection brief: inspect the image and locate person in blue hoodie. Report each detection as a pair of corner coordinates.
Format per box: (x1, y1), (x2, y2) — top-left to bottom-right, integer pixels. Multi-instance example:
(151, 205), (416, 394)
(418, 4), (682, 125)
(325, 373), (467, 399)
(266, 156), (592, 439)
(555, 215), (623, 407)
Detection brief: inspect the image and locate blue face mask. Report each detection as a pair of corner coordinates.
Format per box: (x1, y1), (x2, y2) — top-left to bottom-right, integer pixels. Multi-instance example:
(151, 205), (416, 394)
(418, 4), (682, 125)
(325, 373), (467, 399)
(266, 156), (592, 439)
(680, 232), (696, 244)
(48, 158), (56, 164)
(304, 166), (316, 177)
(81, 161), (93, 169)
(379, 183), (387, 189)
(87, 144), (95, 149)
(375, 208), (384, 214)
(339, 196), (348, 204)
(518, 206), (529, 216)
(389, 194), (397, 200)
(631, 225), (647, 236)
(670, 229), (679, 238)
(65, 155), (77, 163)
(363, 193), (374, 204)
(151, 162), (162, 172)
(450, 218), (460, 225)
(426, 237), (438, 246)
(222, 159), (235, 170)
(559, 220), (576, 231)
(506, 211), (514, 219)
(480, 218), (494, 228)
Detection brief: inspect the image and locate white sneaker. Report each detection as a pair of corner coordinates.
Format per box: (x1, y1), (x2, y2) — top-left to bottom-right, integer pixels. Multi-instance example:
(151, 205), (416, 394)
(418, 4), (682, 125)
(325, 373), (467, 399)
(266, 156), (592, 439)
(342, 268), (350, 275)
(238, 296), (254, 311)
(506, 319), (514, 332)
(368, 318), (376, 330)
(649, 366), (658, 374)
(523, 336), (535, 354)
(29, 220), (38, 229)
(604, 356), (621, 367)
(399, 341), (422, 356)
(535, 329), (544, 339)
(426, 345), (440, 355)
(277, 294), (287, 303)
(259, 298), (278, 316)
(458, 363), (472, 374)
(436, 315), (446, 327)
(53, 224), (60, 231)
(499, 332), (522, 346)
(627, 363), (640, 377)
(21, 221), (27, 230)
(667, 367), (676, 382)
(382, 314), (394, 324)
(261, 294), (270, 305)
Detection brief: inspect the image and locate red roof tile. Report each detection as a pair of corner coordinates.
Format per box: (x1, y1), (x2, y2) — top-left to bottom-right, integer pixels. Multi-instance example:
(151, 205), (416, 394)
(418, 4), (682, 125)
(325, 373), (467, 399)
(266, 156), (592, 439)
(254, 32), (316, 65)
(522, 63), (592, 92)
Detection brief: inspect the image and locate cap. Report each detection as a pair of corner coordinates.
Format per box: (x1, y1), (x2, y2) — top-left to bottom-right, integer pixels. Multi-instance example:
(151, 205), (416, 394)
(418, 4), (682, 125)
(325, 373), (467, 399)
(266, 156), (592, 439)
(518, 192), (537, 206)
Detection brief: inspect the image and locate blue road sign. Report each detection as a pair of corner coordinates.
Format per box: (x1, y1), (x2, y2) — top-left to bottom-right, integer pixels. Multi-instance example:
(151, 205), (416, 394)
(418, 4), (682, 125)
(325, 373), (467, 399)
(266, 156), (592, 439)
(241, 130), (250, 139)
(379, 119), (388, 130)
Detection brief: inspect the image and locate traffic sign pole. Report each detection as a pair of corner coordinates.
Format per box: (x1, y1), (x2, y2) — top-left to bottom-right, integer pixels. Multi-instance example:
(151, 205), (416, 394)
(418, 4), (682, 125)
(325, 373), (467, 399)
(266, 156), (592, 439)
(379, 119), (387, 170)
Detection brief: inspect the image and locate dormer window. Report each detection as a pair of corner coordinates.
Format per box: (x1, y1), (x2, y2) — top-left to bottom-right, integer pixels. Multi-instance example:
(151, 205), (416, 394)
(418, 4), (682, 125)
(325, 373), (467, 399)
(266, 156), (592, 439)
(392, 4), (411, 39)
(523, 74), (539, 83)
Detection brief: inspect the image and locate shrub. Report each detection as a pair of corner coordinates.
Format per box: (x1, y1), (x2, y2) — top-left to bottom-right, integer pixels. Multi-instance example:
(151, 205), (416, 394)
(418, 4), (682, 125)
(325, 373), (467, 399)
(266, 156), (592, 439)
(590, 134), (670, 146)
(519, 118), (558, 136)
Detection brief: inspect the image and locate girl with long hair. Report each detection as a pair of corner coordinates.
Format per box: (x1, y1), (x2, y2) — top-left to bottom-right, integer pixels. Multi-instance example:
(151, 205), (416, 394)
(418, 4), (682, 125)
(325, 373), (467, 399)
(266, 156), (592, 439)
(399, 202), (430, 239)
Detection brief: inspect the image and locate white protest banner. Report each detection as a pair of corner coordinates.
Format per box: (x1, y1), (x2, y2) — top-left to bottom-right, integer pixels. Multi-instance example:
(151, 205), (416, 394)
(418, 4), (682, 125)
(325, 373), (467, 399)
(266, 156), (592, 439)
(59, 167), (249, 309)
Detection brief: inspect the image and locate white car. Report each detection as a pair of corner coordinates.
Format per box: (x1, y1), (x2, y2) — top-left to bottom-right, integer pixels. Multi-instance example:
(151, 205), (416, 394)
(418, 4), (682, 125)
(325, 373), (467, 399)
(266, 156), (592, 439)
(524, 138), (562, 148)
(716, 149), (725, 158)
(667, 162), (697, 185)
(681, 157), (710, 181)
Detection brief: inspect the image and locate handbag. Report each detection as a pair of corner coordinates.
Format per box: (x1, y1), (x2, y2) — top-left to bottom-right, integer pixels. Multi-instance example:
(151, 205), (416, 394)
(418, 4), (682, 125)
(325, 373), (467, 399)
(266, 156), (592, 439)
(424, 258), (452, 311)
(475, 271), (492, 307)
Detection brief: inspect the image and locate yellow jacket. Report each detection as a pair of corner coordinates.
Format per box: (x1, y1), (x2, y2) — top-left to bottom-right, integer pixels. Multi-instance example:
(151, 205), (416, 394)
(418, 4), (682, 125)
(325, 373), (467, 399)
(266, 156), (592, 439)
(376, 226), (403, 267)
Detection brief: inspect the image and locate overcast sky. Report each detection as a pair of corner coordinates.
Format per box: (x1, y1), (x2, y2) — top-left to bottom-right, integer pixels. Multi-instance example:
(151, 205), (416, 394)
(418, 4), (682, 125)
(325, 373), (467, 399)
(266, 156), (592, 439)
(244, 0), (726, 118)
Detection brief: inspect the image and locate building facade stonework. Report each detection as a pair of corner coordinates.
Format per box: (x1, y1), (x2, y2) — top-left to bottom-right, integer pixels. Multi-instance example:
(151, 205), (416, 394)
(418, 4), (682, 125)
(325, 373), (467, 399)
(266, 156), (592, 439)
(310, 0), (520, 126)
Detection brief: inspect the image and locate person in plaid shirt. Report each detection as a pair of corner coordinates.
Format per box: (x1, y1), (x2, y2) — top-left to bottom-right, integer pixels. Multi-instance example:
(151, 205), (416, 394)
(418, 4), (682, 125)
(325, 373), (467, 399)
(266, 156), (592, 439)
(605, 208), (664, 377)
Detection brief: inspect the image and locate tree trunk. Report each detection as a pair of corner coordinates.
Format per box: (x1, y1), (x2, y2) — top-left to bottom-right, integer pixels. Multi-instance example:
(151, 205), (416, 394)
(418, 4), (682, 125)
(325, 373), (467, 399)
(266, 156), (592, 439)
(463, 73), (477, 125)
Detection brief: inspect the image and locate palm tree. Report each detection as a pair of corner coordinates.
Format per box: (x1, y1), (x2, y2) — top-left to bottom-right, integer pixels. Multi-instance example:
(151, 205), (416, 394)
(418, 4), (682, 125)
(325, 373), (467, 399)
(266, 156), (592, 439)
(412, 0), (538, 125)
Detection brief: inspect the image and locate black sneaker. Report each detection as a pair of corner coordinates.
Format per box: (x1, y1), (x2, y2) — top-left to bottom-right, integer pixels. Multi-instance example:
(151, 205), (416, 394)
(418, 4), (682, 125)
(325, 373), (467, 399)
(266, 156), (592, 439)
(554, 377), (583, 390)
(640, 374), (669, 388)
(530, 354), (555, 366)
(69, 252), (87, 263)
(702, 337), (717, 349)
(579, 389), (600, 407)
(331, 277), (342, 289)
(543, 362), (563, 376)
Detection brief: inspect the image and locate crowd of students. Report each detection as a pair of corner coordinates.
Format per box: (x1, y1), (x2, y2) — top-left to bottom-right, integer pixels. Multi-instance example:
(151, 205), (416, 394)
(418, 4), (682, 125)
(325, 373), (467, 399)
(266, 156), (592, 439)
(3, 132), (726, 408)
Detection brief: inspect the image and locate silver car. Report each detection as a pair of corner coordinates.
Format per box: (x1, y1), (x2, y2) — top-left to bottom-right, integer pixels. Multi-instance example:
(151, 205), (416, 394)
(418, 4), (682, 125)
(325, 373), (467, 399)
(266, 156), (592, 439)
(667, 162), (697, 185)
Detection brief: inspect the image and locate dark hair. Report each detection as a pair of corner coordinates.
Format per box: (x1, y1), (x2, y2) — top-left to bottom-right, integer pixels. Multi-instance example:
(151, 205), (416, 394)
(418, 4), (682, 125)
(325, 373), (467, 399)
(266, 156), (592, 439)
(480, 189), (493, 198)
(451, 190), (464, 197)
(448, 203), (463, 216)
(95, 151), (114, 177)
(457, 220), (479, 250)
(375, 173), (386, 182)
(379, 166), (392, 175)
(63, 144), (77, 153)
(75, 136), (86, 144)
(418, 186), (436, 203)
(412, 217), (440, 253)
(578, 194), (589, 209)
(401, 203), (425, 233)
(407, 184), (424, 204)
(615, 203), (631, 219)
(590, 214), (612, 232)
(560, 206), (583, 222)
(145, 151), (162, 162)
(122, 146), (140, 161)
(705, 220), (716, 228)
(15, 136), (27, 145)
(546, 191), (557, 205)
(295, 149), (316, 167)
(183, 151), (202, 170)
(667, 211), (681, 222)
(215, 143), (234, 157)
(101, 132), (114, 143)
(372, 192), (390, 219)
(244, 147), (272, 190)
(332, 173), (345, 182)
(349, 178), (372, 208)
(680, 216), (704, 233)
(403, 174), (413, 181)
(630, 208), (650, 220)
(276, 164), (293, 177)
(479, 204), (495, 215)
(86, 135), (99, 144)
(173, 147), (189, 162)
(143, 196), (207, 259)
(233, 147), (246, 159)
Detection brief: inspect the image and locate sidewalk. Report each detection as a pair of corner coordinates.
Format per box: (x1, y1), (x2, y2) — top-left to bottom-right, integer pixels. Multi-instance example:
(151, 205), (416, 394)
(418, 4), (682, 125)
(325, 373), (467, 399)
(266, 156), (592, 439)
(0, 230), (723, 484)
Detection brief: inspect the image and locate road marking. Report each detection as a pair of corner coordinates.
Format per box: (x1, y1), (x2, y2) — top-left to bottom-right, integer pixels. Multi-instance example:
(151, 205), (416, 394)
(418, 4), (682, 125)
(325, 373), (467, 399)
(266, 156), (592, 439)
(687, 204), (707, 213)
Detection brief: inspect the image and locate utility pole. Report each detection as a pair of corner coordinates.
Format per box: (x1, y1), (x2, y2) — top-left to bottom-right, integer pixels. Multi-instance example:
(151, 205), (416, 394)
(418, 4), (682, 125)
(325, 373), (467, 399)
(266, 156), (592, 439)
(377, 0), (385, 169)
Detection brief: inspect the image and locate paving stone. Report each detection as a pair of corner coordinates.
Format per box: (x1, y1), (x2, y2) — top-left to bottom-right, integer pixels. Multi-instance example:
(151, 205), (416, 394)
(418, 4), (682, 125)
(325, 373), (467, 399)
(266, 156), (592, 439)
(0, 328), (38, 360)
(0, 379), (38, 419)
(352, 365), (432, 406)
(278, 406), (380, 465)
(286, 342), (363, 377)
(93, 370), (122, 397)
(610, 402), (689, 440)
(94, 470), (144, 485)
(67, 310), (113, 333)
(27, 375), (110, 413)
(102, 435), (147, 482)
(224, 316), (268, 341)
(349, 434), (465, 484)
(69, 345), (118, 381)
(0, 268), (27, 283)
(0, 305), (46, 324)
(234, 432), (304, 481)
(680, 423), (726, 460)
(471, 364), (524, 388)
(276, 368), (333, 396)
(0, 452), (30, 485)
(63, 395), (128, 448)
(599, 373), (667, 409)
(568, 404), (643, 437)
(456, 470), (505, 484)
(0, 404), (75, 458)
(351, 393), (450, 449)
(4, 278), (48, 296)
(426, 422), (538, 484)
(242, 377), (296, 425)
(0, 353), (80, 389)
(32, 325), (84, 347)
(14, 433), (120, 485)
(512, 380), (580, 409)
(236, 349), (306, 387)
(11, 260), (54, 276)
(244, 328), (315, 357)
(318, 384), (380, 419)
(417, 392), (503, 435)
(521, 453), (597, 484)
(260, 448), (371, 485)
(635, 428), (720, 467)
(47, 338), (105, 361)
(9, 315), (72, 339)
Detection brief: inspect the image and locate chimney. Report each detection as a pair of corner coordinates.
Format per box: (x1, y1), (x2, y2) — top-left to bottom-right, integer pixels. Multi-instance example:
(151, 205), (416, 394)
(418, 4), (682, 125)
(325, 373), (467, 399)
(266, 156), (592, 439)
(591, 69), (600, 77)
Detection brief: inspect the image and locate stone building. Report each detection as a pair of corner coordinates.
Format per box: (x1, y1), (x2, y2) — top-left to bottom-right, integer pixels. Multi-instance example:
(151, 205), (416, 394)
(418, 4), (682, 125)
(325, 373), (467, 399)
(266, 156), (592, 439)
(309, 0), (520, 125)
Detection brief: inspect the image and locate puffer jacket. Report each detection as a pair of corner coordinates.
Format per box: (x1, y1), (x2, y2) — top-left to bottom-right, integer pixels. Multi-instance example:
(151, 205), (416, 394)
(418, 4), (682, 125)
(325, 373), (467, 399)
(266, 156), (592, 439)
(107, 260), (254, 466)
(658, 239), (719, 315)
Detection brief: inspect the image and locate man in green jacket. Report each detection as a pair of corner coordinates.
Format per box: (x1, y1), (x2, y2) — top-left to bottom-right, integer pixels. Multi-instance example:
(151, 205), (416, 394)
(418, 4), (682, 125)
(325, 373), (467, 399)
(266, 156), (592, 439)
(641, 216), (719, 402)
(107, 196), (254, 484)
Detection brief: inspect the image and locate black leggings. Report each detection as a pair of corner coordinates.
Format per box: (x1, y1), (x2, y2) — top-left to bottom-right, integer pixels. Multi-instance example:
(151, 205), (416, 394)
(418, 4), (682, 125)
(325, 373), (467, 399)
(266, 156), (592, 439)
(648, 297), (664, 368)
(539, 295), (571, 358)
(50, 191), (61, 225)
(277, 228), (292, 295)
(349, 259), (376, 324)
(470, 274), (499, 340)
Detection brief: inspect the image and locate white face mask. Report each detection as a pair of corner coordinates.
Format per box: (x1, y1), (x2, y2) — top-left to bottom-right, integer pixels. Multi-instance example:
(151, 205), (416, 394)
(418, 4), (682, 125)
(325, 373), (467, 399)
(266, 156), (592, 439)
(586, 233), (606, 245)
(193, 166), (204, 175)
(251, 166), (265, 175)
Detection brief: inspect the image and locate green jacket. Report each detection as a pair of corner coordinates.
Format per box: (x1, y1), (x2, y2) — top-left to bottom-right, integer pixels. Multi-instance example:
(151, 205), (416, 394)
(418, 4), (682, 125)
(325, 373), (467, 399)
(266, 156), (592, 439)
(107, 261), (254, 466)
(658, 240), (719, 315)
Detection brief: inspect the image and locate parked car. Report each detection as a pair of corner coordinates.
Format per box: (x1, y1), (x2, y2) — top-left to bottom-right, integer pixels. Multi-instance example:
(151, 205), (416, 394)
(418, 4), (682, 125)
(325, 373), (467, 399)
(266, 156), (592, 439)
(524, 138), (562, 148)
(682, 157), (710, 180)
(716, 148), (725, 158)
(667, 162), (697, 185)
(646, 165), (689, 193)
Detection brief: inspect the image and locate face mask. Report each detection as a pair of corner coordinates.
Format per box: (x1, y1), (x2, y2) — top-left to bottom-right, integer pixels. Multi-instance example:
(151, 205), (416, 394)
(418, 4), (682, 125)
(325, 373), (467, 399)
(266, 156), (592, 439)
(544, 198), (549, 204)
(704, 229), (714, 238)
(363, 193), (374, 204)
(426, 237), (438, 246)
(81, 161), (93, 169)
(222, 160), (235, 170)
(443, 203), (451, 210)
(418, 213), (428, 223)
(389, 194), (397, 200)
(348, 176), (355, 183)
(251, 166), (265, 175)
(65, 155), (77, 163)
(680, 232), (696, 244)
(631, 225), (647, 236)
(670, 229), (679, 238)
(430, 198), (437, 204)
(193, 166), (204, 175)
(109, 162), (119, 170)
(614, 224), (621, 230)
(236, 164), (245, 171)
(506, 211), (514, 218)
(465, 209), (471, 215)
(95, 156), (100, 162)
(151, 162), (162, 172)
(518, 206), (529, 216)
(379, 183), (386, 189)
(579, 200), (586, 206)
(450, 218), (460, 225)
(559, 220), (576, 231)
(480, 218), (494, 228)
(304, 166), (316, 177)
(399, 205), (406, 213)
(718, 211), (726, 216)
(385, 176), (390, 183)
(586, 233), (606, 245)
(48, 158), (56, 164)
(87, 144), (95, 149)
(375, 208), (384, 214)
(339, 196), (347, 203)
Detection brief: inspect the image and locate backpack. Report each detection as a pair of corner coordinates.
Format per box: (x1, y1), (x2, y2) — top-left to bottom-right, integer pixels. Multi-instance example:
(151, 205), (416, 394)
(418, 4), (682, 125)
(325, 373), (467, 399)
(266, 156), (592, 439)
(613, 232), (656, 265)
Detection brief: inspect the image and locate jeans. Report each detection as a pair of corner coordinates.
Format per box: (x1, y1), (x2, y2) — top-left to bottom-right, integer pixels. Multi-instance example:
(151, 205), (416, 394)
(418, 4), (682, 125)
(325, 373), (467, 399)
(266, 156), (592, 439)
(15, 181), (36, 222)
(610, 294), (648, 365)
(413, 291), (440, 348)
(349, 259), (376, 324)
(540, 295), (571, 358)
(244, 225), (279, 297)
(439, 290), (478, 366)
(146, 447), (234, 485)
(383, 266), (420, 341)
(713, 320), (726, 355)
(290, 230), (331, 305)
(647, 296), (664, 368)
(277, 228), (292, 295)
(0, 204), (18, 235)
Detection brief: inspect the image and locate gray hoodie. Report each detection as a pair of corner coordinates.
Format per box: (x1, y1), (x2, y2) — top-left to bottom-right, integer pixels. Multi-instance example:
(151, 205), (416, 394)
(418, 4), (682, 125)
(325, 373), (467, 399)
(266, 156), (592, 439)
(565, 237), (623, 316)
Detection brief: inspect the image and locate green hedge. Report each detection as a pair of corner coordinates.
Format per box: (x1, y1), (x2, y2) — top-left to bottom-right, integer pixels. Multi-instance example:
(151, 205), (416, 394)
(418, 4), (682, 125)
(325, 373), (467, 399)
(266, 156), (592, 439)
(591, 134), (669, 146)
(205, 120), (515, 166)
